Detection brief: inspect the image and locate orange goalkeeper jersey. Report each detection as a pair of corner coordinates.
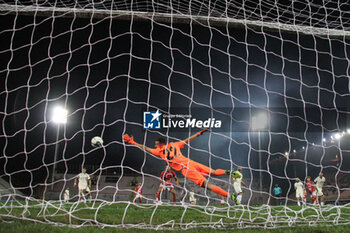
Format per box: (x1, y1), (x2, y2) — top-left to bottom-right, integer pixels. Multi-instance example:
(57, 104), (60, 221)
(150, 141), (189, 171)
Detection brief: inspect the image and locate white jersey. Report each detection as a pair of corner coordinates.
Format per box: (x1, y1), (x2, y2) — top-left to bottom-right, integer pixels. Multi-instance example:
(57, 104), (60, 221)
(233, 171), (243, 194)
(314, 176), (326, 196)
(233, 171), (242, 185)
(77, 172), (90, 187)
(295, 181), (304, 198)
(314, 176), (325, 188)
(64, 189), (70, 201)
(294, 181), (304, 192)
(189, 192), (196, 201)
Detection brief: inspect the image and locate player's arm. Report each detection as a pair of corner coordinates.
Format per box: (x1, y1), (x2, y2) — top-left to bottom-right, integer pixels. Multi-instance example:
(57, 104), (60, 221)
(160, 172), (165, 184)
(74, 177), (78, 187)
(88, 179), (91, 188)
(123, 134), (153, 153)
(134, 142), (153, 154)
(183, 128), (208, 144)
(241, 180), (248, 188)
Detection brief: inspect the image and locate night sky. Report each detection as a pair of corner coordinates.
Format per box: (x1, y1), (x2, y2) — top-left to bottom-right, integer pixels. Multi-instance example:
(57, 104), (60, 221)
(0, 1), (350, 196)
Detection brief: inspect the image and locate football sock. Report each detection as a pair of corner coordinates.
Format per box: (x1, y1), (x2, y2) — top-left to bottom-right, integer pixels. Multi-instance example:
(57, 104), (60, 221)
(211, 185), (228, 197)
(237, 195), (242, 204)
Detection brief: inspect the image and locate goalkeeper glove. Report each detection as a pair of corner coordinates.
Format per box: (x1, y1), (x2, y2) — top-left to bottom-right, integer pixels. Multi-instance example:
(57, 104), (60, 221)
(123, 134), (136, 145)
(196, 128), (208, 137)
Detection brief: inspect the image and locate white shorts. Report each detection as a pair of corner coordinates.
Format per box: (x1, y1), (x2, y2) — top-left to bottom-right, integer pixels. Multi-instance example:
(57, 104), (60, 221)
(160, 183), (174, 191)
(190, 198), (196, 204)
(296, 190), (304, 198)
(135, 193), (142, 199)
(234, 183), (242, 194)
(79, 185), (90, 192)
(316, 187), (323, 196)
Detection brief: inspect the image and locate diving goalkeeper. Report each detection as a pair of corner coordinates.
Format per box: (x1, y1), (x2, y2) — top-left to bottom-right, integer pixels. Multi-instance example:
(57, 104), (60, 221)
(123, 129), (240, 198)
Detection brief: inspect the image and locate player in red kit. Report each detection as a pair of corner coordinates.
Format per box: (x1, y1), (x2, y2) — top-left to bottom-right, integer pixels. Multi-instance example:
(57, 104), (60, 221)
(306, 176), (317, 205)
(156, 166), (179, 204)
(134, 182), (143, 203)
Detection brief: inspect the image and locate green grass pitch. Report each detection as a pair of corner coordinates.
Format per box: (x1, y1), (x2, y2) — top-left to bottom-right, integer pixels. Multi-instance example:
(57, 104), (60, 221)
(1, 200), (350, 232)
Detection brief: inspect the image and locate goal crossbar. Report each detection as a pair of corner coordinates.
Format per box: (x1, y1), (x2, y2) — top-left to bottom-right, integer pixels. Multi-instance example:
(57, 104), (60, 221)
(1, 3), (349, 38)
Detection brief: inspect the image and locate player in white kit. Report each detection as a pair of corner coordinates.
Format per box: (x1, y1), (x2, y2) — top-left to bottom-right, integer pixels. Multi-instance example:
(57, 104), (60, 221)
(232, 167), (247, 205)
(314, 172), (326, 206)
(74, 167), (92, 202)
(63, 187), (70, 202)
(294, 178), (304, 206)
(189, 190), (196, 205)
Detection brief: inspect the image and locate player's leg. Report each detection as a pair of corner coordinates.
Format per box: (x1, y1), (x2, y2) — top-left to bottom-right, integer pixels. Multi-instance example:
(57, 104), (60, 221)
(135, 196), (142, 203)
(134, 194), (142, 203)
(320, 195), (324, 206)
(237, 192), (243, 204)
(311, 191), (317, 205)
(203, 179), (228, 197)
(182, 165), (228, 197)
(79, 189), (84, 201)
(233, 183), (242, 204)
(191, 160), (227, 176)
(317, 187), (324, 206)
(86, 187), (92, 201)
(220, 196), (225, 206)
(87, 191), (92, 202)
(169, 187), (177, 204)
(190, 198), (196, 205)
(278, 194), (282, 205)
(156, 185), (163, 202)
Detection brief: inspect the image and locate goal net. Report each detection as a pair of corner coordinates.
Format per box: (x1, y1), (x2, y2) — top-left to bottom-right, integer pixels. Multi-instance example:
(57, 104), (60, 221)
(1, 0), (350, 230)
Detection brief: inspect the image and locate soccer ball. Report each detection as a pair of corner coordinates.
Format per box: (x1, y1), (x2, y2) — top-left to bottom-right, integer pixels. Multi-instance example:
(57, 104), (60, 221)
(91, 136), (103, 148)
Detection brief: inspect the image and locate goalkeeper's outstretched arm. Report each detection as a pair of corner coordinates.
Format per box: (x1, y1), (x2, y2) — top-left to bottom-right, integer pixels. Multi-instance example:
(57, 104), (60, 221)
(183, 128), (208, 144)
(133, 142), (153, 154)
(123, 134), (153, 153)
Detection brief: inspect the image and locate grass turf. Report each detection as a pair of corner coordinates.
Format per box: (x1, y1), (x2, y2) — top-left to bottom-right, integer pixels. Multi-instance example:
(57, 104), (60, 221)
(1, 201), (350, 232)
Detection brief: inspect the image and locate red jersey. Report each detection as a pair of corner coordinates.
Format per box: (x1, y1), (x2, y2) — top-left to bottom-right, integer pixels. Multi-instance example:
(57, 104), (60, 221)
(160, 170), (176, 185)
(151, 141), (189, 171)
(135, 185), (142, 194)
(306, 181), (315, 193)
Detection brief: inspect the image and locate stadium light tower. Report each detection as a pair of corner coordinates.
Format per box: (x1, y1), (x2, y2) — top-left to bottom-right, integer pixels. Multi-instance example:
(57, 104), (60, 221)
(251, 112), (268, 200)
(51, 106), (68, 190)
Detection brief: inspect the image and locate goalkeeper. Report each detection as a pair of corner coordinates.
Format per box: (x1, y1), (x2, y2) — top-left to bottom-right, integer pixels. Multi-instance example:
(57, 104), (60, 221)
(123, 129), (241, 199)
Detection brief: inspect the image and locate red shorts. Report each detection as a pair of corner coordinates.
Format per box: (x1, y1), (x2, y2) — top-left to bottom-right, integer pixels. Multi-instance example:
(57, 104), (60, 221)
(181, 160), (212, 187)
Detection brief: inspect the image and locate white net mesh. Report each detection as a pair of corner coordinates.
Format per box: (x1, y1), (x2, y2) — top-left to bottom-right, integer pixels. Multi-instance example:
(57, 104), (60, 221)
(1, 0), (350, 230)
